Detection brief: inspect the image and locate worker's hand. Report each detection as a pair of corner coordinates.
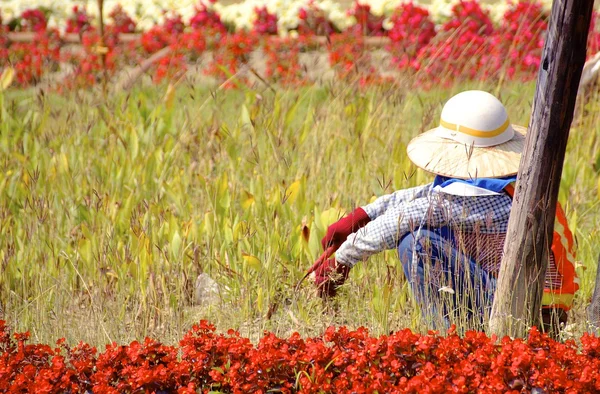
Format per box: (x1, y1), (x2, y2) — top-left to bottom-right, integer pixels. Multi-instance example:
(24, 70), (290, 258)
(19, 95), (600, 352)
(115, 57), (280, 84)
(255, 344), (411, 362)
(321, 207), (371, 252)
(313, 257), (350, 299)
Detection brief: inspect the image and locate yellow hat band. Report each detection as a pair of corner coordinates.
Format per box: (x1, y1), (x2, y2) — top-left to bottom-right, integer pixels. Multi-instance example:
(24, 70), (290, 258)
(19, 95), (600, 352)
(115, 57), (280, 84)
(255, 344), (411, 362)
(440, 117), (510, 138)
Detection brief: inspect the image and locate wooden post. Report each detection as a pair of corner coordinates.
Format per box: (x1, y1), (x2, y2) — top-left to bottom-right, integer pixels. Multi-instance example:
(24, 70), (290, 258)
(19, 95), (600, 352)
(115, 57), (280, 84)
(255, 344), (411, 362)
(489, 0), (594, 338)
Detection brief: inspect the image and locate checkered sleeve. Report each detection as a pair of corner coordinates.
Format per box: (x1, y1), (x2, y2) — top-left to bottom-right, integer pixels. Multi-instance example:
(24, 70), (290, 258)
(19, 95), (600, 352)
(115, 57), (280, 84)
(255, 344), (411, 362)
(361, 183), (433, 219)
(335, 191), (513, 267)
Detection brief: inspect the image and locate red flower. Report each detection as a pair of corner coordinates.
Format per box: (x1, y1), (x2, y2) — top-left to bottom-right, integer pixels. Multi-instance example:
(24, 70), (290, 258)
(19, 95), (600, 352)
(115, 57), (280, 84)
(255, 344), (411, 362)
(66, 6), (94, 34)
(19, 9), (48, 33)
(414, 0), (496, 88)
(348, 2), (386, 36)
(190, 3), (227, 33)
(297, 1), (340, 36)
(387, 2), (436, 70)
(263, 36), (309, 86)
(109, 5), (137, 34)
(253, 6), (278, 35)
(205, 30), (257, 86)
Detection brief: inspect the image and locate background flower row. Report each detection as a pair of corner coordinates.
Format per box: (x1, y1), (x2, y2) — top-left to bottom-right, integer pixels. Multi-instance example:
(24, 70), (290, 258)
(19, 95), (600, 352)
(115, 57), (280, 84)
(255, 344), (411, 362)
(1, 0), (556, 36)
(2, 0), (599, 90)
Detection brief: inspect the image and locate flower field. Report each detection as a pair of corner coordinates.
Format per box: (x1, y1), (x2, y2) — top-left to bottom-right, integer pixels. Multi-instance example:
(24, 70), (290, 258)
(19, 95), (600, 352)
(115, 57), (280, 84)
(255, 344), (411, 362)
(0, 321), (600, 394)
(1, 0), (558, 32)
(2, 0), (600, 392)
(2, 320), (600, 393)
(1, 0), (600, 89)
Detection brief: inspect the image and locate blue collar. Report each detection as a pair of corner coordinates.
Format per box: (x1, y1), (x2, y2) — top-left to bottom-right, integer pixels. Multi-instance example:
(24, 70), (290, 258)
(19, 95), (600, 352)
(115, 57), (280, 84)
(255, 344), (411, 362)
(432, 175), (517, 193)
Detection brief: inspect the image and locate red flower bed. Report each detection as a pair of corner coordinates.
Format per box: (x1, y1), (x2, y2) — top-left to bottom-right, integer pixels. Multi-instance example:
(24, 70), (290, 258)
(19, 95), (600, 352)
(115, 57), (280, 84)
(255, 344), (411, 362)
(1, 0), (600, 90)
(206, 30), (258, 86)
(8, 29), (61, 86)
(327, 27), (369, 80)
(415, 0), (496, 88)
(1, 319), (600, 393)
(386, 2), (436, 70)
(263, 36), (309, 86)
(492, 1), (549, 80)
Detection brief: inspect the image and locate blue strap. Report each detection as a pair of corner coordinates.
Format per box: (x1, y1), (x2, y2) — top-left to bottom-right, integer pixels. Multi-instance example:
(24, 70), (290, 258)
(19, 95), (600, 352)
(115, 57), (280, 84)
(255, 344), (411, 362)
(432, 175), (517, 194)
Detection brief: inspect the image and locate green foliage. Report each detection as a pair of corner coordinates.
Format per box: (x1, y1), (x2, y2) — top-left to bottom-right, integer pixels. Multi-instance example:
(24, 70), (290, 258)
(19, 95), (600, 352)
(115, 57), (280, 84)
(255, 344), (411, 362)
(0, 81), (598, 346)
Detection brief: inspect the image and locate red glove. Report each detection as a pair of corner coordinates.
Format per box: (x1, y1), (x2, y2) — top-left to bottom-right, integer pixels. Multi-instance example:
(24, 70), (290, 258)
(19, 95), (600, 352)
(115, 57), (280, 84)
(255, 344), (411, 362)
(321, 207), (371, 252)
(314, 258), (350, 298)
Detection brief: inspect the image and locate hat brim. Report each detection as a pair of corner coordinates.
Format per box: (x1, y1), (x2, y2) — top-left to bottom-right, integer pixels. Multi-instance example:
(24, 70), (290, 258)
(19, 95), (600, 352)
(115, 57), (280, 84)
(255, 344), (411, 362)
(407, 125), (526, 179)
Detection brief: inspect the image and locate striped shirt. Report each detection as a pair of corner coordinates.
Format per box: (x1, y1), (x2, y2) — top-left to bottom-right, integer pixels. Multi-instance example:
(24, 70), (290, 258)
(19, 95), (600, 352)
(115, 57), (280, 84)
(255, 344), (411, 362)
(335, 183), (563, 289)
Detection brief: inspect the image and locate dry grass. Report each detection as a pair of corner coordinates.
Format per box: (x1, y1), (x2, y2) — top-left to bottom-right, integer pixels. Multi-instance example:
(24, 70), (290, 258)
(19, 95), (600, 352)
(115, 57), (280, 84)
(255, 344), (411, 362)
(0, 77), (598, 346)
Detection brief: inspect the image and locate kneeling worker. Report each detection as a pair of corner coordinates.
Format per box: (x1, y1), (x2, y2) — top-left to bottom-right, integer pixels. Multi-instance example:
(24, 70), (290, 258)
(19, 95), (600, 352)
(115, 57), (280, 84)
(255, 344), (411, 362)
(309, 90), (578, 333)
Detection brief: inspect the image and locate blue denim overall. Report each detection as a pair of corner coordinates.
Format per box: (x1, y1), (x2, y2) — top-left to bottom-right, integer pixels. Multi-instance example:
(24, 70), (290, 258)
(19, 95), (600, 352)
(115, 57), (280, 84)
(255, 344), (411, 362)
(396, 176), (516, 330)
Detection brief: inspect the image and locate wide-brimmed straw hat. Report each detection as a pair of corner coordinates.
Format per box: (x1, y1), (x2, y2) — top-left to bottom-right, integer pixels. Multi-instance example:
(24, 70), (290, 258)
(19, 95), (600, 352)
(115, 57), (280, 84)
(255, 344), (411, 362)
(407, 90), (525, 179)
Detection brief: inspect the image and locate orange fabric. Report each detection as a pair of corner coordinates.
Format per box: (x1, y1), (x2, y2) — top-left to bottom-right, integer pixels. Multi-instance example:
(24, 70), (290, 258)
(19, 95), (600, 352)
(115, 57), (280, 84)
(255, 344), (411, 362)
(503, 184), (578, 310)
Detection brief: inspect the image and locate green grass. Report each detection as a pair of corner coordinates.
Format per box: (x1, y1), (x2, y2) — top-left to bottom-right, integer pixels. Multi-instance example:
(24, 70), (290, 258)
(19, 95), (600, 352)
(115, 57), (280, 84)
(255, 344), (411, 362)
(0, 78), (599, 346)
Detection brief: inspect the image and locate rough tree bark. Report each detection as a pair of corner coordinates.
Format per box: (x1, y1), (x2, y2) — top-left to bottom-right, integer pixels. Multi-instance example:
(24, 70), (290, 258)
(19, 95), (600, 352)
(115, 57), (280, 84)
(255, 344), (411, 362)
(489, 0), (594, 338)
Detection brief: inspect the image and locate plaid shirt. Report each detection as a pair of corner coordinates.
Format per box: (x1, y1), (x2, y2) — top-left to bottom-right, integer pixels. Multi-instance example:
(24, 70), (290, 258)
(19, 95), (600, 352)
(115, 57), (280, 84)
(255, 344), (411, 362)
(335, 183), (513, 267)
(335, 183), (565, 289)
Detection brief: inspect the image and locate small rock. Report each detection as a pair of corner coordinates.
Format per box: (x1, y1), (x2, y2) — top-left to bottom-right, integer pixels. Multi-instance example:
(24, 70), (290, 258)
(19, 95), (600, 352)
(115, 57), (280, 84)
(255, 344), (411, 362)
(508, 378), (524, 390)
(194, 273), (220, 306)
(438, 286), (455, 294)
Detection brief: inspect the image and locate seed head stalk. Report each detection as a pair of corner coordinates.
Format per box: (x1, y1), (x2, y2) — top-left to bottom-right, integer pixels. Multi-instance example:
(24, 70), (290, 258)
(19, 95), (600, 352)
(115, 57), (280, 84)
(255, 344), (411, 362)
(98, 0), (108, 97)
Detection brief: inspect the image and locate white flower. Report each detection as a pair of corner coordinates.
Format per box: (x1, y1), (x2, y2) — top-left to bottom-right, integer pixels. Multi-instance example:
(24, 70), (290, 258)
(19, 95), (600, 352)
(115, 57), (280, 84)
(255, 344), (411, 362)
(560, 323), (577, 341)
(482, 0), (509, 24)
(539, 0), (553, 13)
(382, 16), (393, 31)
(355, 0), (402, 18)
(427, 0), (459, 24)
(218, 1), (259, 31)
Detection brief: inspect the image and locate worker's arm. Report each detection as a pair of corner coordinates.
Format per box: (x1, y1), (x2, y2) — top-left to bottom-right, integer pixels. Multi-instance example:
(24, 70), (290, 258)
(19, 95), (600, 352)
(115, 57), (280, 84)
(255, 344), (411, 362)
(321, 183), (433, 251)
(360, 183), (433, 220)
(335, 192), (513, 267)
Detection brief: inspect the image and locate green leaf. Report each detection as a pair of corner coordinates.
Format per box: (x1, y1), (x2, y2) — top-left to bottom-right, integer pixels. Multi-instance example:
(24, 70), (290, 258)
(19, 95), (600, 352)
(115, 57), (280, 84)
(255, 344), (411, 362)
(320, 208), (345, 231)
(355, 97), (371, 141)
(0, 67), (15, 91)
(163, 83), (176, 109)
(284, 100), (300, 129)
(256, 286), (264, 313)
(307, 223), (321, 261)
(78, 239), (93, 263)
(594, 150), (600, 174)
(129, 128), (139, 160)
(242, 253), (261, 271)
(284, 180), (301, 205)
(171, 231), (182, 259)
(218, 173), (231, 210)
(241, 190), (255, 210)
(240, 104), (253, 130)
